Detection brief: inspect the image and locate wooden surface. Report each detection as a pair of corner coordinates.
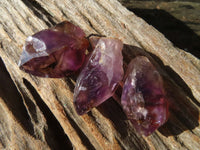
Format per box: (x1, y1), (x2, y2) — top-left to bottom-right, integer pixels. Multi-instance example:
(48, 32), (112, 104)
(0, 0), (199, 149)
(119, 0), (200, 59)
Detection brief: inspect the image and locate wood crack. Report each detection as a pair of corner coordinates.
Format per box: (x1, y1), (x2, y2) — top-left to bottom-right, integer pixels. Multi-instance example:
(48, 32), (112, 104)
(23, 78), (73, 150)
(0, 58), (34, 136)
(21, 0), (56, 27)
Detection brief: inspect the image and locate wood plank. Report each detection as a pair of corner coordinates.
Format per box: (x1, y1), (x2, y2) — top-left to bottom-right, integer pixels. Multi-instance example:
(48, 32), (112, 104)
(0, 0), (199, 149)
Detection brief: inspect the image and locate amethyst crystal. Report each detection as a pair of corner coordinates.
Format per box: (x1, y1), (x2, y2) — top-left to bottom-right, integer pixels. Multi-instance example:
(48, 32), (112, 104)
(19, 21), (89, 77)
(73, 37), (124, 115)
(121, 56), (168, 136)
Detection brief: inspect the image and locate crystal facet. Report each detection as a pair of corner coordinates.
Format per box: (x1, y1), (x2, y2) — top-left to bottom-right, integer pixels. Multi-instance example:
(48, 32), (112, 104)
(121, 56), (168, 136)
(19, 21), (89, 77)
(73, 37), (124, 115)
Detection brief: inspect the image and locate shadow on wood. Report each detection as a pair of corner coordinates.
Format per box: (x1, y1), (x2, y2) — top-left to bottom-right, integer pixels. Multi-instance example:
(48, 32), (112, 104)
(23, 78), (73, 150)
(128, 8), (200, 58)
(21, 0), (56, 27)
(0, 58), (35, 136)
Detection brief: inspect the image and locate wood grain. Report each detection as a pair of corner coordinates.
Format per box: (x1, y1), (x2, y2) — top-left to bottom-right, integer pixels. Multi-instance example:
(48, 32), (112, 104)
(0, 0), (199, 149)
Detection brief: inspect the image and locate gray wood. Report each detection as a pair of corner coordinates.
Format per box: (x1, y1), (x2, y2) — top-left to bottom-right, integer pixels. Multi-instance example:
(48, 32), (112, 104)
(0, 0), (199, 149)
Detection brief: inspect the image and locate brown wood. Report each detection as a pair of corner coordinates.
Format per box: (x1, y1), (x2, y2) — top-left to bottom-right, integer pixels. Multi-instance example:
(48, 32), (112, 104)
(0, 0), (199, 149)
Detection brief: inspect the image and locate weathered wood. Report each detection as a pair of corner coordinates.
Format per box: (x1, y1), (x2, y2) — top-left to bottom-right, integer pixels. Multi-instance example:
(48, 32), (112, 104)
(0, 0), (199, 149)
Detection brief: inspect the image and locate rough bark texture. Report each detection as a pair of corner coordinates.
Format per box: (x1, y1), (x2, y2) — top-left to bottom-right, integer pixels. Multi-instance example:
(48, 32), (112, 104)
(0, 0), (199, 150)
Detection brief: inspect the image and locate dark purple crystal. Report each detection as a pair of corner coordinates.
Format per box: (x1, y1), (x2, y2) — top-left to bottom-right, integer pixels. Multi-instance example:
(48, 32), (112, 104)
(19, 21), (89, 77)
(121, 56), (169, 136)
(73, 37), (124, 115)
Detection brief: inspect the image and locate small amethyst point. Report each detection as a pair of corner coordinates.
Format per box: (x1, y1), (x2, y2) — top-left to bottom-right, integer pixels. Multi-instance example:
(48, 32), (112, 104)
(19, 21), (89, 77)
(121, 56), (169, 136)
(74, 37), (124, 115)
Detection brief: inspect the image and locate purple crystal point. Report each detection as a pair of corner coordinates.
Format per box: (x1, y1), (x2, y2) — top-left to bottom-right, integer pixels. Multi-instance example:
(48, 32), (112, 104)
(121, 56), (169, 136)
(19, 21), (89, 77)
(74, 37), (124, 115)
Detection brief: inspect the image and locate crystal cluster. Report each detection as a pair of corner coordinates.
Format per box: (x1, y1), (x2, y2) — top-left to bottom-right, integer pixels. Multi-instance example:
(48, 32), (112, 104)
(19, 21), (89, 77)
(121, 56), (169, 136)
(73, 37), (124, 115)
(19, 21), (169, 136)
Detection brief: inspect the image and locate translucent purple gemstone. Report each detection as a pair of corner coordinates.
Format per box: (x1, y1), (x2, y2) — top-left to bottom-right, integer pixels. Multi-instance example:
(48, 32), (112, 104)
(19, 21), (89, 77)
(73, 37), (124, 115)
(121, 56), (169, 136)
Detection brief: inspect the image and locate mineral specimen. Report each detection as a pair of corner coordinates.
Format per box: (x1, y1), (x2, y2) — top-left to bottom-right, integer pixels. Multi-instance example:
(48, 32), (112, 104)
(73, 37), (124, 115)
(19, 21), (89, 77)
(121, 56), (169, 136)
